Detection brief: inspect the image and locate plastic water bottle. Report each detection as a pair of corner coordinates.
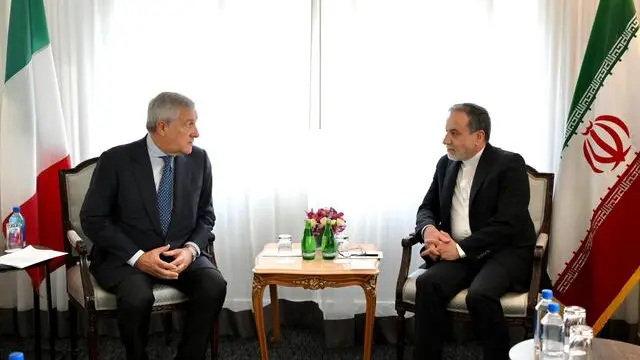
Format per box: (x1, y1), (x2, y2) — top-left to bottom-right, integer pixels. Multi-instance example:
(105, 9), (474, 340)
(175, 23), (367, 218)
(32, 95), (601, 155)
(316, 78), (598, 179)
(5, 206), (26, 253)
(541, 302), (564, 359)
(534, 289), (554, 354)
(9, 352), (25, 360)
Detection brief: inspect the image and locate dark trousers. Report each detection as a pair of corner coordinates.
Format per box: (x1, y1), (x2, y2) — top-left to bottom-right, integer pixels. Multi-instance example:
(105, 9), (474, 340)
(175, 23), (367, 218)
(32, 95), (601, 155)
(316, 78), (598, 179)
(413, 259), (511, 360)
(108, 267), (227, 360)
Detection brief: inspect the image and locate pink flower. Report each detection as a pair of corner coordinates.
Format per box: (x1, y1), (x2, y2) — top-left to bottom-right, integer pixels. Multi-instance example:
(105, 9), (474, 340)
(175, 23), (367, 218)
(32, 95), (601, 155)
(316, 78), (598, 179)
(305, 207), (347, 236)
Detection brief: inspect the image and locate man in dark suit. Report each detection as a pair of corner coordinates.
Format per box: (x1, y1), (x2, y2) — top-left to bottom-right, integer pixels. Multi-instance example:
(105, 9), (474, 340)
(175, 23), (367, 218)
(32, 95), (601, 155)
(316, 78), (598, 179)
(81, 92), (227, 360)
(413, 103), (535, 360)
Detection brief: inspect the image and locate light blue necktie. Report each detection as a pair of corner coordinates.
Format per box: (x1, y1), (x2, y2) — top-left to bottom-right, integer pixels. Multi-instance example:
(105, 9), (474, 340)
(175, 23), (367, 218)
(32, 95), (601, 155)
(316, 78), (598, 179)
(158, 155), (174, 235)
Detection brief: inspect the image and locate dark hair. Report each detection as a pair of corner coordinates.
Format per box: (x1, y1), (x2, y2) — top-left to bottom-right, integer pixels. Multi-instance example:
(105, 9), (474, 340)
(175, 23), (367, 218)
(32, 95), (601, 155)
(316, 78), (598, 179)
(449, 103), (491, 142)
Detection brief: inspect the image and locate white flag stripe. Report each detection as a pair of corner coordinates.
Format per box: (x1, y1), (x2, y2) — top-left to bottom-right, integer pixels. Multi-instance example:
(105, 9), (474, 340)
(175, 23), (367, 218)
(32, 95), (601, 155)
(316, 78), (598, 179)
(0, 45), (69, 219)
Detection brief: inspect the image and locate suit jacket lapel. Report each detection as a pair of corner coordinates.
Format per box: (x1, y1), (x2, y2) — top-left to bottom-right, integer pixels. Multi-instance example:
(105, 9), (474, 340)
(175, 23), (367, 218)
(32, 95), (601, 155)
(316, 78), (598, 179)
(441, 160), (461, 222)
(131, 138), (164, 236)
(469, 144), (495, 206)
(170, 155), (191, 235)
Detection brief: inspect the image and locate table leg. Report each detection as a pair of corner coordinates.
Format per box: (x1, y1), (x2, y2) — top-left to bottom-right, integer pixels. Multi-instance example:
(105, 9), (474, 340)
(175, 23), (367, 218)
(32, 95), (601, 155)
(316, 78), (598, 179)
(33, 282), (42, 360)
(252, 275), (269, 360)
(45, 263), (56, 360)
(361, 276), (377, 360)
(269, 284), (282, 344)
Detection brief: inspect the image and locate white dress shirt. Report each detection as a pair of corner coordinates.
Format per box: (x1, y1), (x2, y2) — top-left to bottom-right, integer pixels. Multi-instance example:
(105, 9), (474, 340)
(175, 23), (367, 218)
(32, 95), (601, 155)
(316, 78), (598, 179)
(449, 146), (485, 257)
(127, 134), (201, 266)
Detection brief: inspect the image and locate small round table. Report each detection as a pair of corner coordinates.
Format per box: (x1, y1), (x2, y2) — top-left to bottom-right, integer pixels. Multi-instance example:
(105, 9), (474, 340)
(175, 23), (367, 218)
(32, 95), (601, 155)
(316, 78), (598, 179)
(510, 338), (640, 359)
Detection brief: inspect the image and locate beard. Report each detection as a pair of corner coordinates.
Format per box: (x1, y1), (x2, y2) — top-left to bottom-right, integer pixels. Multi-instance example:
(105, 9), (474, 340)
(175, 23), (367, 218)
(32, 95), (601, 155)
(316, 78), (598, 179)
(446, 149), (463, 161)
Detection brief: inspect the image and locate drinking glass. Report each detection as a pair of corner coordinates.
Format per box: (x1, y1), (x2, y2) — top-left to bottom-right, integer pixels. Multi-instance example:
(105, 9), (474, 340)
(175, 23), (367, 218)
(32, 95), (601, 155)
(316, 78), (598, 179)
(567, 325), (593, 360)
(336, 233), (350, 258)
(276, 234), (293, 256)
(563, 306), (587, 351)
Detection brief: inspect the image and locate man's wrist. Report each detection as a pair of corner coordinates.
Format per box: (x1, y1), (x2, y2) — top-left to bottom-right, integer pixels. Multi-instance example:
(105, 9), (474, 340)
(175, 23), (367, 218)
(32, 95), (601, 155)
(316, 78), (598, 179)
(184, 241), (201, 256)
(455, 243), (466, 258)
(127, 250), (145, 267)
(422, 224), (436, 239)
(184, 244), (198, 263)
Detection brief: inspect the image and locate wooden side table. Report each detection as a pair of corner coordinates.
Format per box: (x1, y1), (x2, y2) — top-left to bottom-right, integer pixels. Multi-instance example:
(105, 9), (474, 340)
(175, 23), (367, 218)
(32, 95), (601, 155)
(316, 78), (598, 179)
(252, 243), (380, 360)
(510, 338), (640, 359)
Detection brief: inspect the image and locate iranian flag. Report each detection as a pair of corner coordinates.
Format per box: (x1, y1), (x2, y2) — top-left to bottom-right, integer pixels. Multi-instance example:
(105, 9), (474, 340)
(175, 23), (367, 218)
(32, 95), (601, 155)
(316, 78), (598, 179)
(0, 0), (71, 287)
(549, 0), (640, 333)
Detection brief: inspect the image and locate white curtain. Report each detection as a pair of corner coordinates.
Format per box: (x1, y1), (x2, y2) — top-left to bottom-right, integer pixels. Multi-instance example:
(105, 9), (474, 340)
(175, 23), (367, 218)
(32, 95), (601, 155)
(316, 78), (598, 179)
(0, 0), (637, 328)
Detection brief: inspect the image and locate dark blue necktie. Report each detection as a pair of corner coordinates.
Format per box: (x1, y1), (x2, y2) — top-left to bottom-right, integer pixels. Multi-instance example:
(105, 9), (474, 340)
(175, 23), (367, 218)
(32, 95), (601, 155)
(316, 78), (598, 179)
(158, 155), (174, 235)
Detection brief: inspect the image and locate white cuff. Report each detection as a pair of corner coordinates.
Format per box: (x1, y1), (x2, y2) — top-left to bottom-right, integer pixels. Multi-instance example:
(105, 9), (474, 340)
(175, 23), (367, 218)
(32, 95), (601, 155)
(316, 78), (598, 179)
(421, 225), (434, 240)
(455, 243), (466, 258)
(185, 241), (201, 256)
(127, 250), (144, 266)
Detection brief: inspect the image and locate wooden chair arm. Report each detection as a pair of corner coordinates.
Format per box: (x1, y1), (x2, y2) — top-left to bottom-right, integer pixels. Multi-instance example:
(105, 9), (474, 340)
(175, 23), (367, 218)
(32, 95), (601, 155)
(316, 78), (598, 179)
(67, 230), (89, 256)
(395, 232), (420, 305)
(401, 232), (419, 248)
(534, 232), (548, 260)
(207, 231), (218, 267)
(67, 230), (97, 309)
(527, 232), (549, 313)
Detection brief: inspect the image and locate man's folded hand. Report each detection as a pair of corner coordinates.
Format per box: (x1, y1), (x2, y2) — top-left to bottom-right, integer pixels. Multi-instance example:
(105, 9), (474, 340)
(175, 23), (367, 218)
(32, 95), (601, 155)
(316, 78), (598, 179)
(134, 244), (180, 280)
(163, 247), (194, 274)
(420, 243), (440, 261)
(437, 230), (460, 261)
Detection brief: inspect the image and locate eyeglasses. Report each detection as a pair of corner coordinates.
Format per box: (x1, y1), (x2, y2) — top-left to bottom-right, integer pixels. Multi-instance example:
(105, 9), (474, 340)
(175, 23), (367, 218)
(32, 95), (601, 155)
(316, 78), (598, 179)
(338, 246), (378, 258)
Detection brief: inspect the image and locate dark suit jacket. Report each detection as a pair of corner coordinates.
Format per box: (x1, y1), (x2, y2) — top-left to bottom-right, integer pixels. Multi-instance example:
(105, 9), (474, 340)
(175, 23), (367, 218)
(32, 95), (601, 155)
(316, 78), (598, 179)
(415, 143), (535, 288)
(80, 136), (216, 289)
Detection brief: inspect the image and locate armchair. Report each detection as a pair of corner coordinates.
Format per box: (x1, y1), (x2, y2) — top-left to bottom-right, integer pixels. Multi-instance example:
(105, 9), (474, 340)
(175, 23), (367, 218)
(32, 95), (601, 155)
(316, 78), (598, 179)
(394, 165), (553, 360)
(59, 157), (220, 360)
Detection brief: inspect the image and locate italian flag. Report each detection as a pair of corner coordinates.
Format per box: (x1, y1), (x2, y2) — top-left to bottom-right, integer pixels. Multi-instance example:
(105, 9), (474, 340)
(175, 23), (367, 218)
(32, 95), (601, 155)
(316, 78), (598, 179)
(549, 0), (640, 333)
(0, 0), (71, 287)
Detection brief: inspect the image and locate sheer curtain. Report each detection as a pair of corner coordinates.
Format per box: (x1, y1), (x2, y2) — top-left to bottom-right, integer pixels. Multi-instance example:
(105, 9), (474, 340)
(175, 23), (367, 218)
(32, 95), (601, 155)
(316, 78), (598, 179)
(317, 0), (558, 318)
(0, 0), (637, 337)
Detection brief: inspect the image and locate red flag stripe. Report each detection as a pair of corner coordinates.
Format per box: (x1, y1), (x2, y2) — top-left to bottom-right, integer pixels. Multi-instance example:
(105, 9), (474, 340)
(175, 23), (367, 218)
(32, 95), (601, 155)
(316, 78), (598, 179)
(3, 155), (71, 288)
(553, 152), (640, 332)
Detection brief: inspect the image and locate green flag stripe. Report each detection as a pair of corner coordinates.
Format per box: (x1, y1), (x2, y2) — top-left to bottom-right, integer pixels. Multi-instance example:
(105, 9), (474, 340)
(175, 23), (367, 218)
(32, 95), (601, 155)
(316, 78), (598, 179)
(5, 0), (50, 83)
(563, 1), (638, 150)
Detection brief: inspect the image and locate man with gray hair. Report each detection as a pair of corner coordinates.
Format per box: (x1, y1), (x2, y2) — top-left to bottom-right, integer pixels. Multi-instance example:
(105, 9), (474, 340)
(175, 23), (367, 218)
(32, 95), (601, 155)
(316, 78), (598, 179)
(412, 103), (535, 360)
(81, 92), (227, 360)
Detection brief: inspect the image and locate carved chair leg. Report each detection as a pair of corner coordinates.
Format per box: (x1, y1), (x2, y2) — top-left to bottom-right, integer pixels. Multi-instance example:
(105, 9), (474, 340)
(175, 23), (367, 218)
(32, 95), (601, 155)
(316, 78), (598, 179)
(397, 310), (406, 360)
(87, 314), (98, 360)
(210, 319), (220, 360)
(163, 313), (173, 345)
(524, 319), (534, 340)
(69, 302), (78, 360)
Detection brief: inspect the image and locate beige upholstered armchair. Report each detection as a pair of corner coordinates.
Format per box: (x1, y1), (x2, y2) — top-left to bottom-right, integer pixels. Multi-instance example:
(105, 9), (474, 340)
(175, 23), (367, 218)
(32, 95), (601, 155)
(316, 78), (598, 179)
(59, 157), (220, 360)
(394, 165), (554, 360)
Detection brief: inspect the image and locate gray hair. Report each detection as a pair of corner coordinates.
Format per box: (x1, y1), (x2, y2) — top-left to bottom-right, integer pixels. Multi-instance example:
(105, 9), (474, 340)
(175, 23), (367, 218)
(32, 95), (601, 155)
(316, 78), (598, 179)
(146, 92), (195, 132)
(449, 103), (491, 142)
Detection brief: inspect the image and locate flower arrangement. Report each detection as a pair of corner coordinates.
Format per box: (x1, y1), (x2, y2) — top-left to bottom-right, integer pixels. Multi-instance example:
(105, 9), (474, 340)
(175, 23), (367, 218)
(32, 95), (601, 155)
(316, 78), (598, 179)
(306, 207), (346, 236)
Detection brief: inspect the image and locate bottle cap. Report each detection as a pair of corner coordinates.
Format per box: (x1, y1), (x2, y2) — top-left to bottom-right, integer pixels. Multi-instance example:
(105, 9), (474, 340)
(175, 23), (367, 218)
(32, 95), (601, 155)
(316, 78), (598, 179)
(548, 302), (560, 313)
(9, 352), (25, 360)
(12, 206), (20, 213)
(541, 289), (553, 300)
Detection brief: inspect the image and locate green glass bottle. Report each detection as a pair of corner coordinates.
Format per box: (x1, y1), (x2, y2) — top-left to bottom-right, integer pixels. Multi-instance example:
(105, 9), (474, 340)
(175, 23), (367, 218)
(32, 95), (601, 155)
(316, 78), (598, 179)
(321, 220), (337, 260)
(302, 220), (316, 260)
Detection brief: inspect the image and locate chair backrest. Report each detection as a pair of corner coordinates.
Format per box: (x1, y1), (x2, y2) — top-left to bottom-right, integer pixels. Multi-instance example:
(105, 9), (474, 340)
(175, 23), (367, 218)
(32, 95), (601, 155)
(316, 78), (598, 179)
(59, 157), (99, 264)
(526, 165), (554, 236)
